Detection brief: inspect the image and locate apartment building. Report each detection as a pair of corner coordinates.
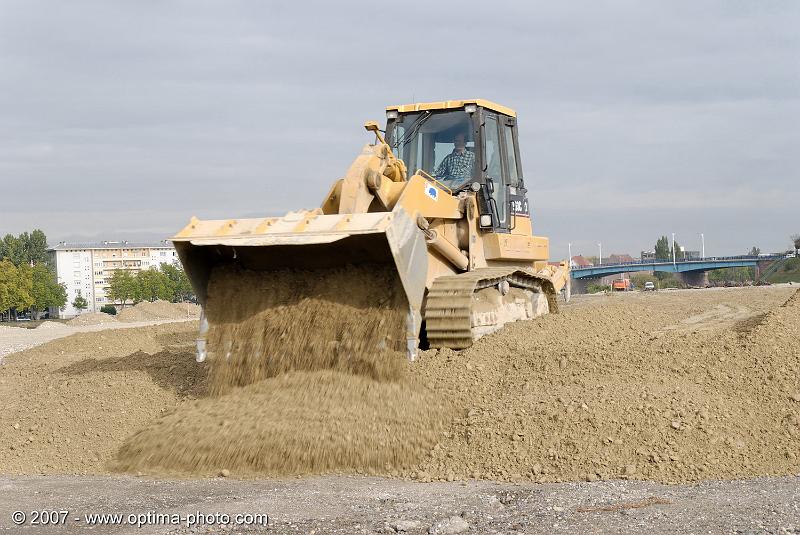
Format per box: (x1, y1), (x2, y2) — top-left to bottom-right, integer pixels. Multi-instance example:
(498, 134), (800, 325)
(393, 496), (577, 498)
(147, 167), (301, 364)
(48, 241), (178, 317)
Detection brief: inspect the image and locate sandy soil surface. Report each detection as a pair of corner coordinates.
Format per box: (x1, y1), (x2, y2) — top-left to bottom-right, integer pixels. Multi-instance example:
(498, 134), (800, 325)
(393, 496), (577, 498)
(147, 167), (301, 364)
(0, 300), (199, 363)
(0, 319), (196, 364)
(1, 286), (798, 532)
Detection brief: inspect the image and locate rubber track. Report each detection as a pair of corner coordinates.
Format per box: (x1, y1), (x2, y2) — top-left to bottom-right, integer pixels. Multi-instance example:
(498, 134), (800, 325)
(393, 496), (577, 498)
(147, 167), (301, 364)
(424, 267), (559, 349)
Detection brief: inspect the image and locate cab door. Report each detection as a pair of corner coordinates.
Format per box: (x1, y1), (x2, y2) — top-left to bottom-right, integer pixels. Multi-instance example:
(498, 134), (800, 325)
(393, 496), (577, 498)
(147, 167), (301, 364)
(481, 112), (509, 230)
(499, 117), (530, 230)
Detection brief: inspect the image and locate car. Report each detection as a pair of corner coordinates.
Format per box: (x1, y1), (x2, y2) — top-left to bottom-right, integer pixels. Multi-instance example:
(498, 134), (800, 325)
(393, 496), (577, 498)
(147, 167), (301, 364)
(643, 281), (656, 291)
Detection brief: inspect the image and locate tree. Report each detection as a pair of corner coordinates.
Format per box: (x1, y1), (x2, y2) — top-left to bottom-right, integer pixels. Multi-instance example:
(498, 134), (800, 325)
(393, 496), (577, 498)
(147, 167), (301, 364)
(23, 229), (49, 266)
(72, 291), (88, 314)
(748, 246), (761, 256)
(135, 268), (173, 302)
(160, 262), (194, 302)
(0, 230), (50, 267)
(708, 267), (755, 284)
(106, 269), (137, 308)
(0, 234), (23, 266)
(29, 264), (67, 319)
(0, 260), (34, 320)
(654, 236), (671, 261)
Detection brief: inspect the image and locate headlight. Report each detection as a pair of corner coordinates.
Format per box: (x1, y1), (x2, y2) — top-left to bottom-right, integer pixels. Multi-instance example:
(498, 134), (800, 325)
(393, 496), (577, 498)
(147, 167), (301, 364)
(386, 110), (398, 119)
(464, 104), (477, 114)
(480, 215), (492, 227)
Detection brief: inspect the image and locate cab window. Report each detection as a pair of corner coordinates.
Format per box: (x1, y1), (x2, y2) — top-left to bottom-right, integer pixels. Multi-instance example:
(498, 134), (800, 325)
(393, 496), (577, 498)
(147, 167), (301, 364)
(501, 123), (519, 187)
(483, 113), (507, 226)
(388, 110), (477, 189)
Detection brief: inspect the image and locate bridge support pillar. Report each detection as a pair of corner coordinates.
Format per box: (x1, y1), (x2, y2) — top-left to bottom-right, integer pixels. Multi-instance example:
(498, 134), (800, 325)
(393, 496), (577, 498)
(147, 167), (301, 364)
(570, 278), (591, 295)
(678, 271), (708, 288)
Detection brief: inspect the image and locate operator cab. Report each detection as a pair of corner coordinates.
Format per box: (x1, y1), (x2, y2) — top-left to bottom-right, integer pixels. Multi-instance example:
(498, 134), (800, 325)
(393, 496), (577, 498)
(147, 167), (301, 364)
(384, 99), (528, 233)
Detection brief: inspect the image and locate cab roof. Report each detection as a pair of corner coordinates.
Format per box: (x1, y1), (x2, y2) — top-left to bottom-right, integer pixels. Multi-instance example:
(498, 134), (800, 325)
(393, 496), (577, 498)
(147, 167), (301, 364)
(386, 99), (516, 118)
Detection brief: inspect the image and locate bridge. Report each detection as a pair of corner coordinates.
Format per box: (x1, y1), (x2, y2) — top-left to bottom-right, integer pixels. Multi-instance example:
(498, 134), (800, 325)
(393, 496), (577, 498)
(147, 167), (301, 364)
(570, 255), (784, 290)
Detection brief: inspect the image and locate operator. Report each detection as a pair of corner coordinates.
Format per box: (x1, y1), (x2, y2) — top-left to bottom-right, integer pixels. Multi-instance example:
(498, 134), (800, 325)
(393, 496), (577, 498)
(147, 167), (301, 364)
(435, 131), (475, 188)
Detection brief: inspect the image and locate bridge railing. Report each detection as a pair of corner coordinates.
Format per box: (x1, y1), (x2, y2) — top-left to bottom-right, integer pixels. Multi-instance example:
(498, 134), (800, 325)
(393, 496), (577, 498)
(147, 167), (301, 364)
(573, 254), (784, 270)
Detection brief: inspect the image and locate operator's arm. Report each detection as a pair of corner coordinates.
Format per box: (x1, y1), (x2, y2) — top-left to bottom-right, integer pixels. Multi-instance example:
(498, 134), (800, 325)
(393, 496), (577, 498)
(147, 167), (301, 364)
(435, 154), (451, 179)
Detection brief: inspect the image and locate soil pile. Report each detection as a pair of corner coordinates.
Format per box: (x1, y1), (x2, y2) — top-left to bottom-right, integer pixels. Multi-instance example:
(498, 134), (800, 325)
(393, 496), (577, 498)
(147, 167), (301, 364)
(0, 323), (201, 474)
(67, 312), (118, 326)
(117, 301), (199, 322)
(114, 370), (449, 477)
(114, 264), (449, 476)
(409, 287), (800, 483)
(3, 285), (799, 483)
(203, 264), (409, 395)
(35, 321), (72, 331)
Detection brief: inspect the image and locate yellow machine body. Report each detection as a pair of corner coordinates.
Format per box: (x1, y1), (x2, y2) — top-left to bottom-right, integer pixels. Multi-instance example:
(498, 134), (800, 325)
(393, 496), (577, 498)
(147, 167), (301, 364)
(173, 100), (569, 360)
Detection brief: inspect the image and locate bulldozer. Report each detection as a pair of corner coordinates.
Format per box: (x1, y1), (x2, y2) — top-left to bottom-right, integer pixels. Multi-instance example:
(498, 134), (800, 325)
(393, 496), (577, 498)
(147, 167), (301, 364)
(172, 99), (569, 363)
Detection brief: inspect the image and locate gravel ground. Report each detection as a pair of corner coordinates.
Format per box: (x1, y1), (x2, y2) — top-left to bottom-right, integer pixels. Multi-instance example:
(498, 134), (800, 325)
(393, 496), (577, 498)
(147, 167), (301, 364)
(0, 474), (798, 534)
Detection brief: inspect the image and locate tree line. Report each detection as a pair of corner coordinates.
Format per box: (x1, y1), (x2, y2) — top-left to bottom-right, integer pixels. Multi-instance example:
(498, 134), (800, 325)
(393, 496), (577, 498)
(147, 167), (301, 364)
(0, 230), (66, 320)
(1, 229), (196, 320)
(105, 262), (193, 307)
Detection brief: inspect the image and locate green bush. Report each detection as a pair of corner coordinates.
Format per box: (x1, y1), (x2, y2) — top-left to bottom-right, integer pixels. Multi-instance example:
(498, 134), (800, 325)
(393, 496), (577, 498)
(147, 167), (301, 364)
(100, 305), (117, 315)
(587, 283), (611, 294)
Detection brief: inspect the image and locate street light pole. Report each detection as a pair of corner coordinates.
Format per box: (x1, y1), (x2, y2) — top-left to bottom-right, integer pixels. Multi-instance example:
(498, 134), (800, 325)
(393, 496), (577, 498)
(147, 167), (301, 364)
(568, 242), (572, 264)
(672, 233), (676, 266)
(598, 242), (602, 265)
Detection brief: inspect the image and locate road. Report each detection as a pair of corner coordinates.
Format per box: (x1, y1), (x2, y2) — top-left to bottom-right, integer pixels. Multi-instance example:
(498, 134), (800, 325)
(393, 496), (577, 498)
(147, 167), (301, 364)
(0, 475), (798, 534)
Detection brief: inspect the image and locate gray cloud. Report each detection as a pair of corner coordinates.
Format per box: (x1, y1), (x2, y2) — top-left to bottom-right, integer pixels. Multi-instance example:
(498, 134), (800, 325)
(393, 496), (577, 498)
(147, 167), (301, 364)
(1, 0), (798, 256)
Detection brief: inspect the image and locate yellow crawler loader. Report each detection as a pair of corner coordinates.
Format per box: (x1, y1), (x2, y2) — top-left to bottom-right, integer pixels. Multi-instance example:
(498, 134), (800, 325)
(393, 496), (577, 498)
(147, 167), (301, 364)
(173, 99), (569, 361)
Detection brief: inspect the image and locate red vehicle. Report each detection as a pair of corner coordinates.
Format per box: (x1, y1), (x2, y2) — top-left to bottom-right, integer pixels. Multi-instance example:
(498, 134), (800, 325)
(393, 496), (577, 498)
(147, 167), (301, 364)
(612, 278), (633, 291)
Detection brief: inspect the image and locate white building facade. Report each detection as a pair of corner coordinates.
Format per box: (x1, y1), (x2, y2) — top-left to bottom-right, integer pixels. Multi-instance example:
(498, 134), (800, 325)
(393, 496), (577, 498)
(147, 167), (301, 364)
(48, 241), (179, 318)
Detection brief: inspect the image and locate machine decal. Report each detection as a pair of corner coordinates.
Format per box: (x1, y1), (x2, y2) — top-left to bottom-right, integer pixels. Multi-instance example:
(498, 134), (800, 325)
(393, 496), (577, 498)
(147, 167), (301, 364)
(510, 195), (529, 217)
(425, 184), (439, 201)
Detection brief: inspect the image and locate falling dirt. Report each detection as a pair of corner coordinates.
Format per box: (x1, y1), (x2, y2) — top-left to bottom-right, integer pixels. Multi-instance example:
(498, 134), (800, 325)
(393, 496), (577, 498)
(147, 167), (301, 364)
(113, 264), (450, 476)
(203, 264), (410, 394)
(1, 285), (798, 484)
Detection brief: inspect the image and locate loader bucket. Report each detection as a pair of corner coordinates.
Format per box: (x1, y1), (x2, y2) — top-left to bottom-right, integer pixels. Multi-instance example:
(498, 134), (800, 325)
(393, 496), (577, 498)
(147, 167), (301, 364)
(171, 209), (429, 367)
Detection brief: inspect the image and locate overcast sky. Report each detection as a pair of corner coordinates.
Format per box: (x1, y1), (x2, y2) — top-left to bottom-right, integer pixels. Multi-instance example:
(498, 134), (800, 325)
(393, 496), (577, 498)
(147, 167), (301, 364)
(1, 0), (798, 257)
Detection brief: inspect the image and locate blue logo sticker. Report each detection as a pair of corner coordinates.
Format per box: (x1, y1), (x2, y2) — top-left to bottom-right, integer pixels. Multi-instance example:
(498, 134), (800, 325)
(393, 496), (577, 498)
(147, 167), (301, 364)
(425, 185), (438, 201)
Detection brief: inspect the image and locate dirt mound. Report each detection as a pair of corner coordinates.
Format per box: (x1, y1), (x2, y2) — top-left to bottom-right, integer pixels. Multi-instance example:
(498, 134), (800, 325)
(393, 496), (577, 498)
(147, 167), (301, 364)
(117, 300), (199, 322)
(0, 322), (201, 474)
(114, 264), (416, 476)
(3, 285), (799, 484)
(67, 312), (118, 326)
(781, 288), (800, 307)
(204, 264), (408, 395)
(408, 287), (800, 483)
(114, 370), (450, 477)
(35, 321), (72, 331)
